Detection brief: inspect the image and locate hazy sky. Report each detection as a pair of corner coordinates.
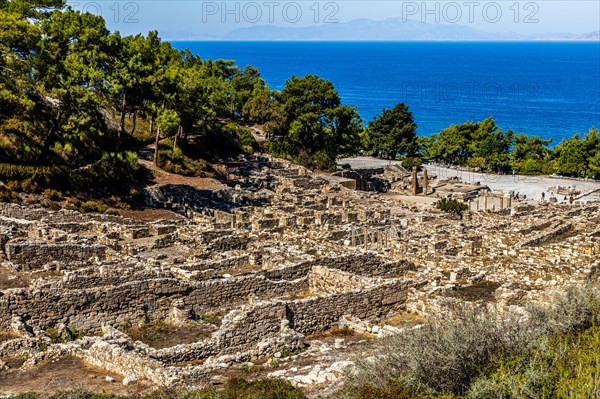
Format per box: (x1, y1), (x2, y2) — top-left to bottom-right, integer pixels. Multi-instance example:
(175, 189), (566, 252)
(66, 0), (600, 39)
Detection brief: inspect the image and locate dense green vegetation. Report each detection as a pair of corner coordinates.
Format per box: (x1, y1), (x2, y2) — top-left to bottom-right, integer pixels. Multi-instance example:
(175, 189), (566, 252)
(0, 0), (272, 198)
(361, 103), (418, 158)
(1, 0), (597, 205)
(264, 74), (362, 170)
(422, 117), (599, 178)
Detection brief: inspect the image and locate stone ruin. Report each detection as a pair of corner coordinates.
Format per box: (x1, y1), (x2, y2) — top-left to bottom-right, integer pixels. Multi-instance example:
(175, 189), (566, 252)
(1, 155), (599, 392)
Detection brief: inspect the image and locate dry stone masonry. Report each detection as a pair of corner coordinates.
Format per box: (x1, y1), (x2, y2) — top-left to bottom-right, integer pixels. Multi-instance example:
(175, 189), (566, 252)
(1, 155), (599, 392)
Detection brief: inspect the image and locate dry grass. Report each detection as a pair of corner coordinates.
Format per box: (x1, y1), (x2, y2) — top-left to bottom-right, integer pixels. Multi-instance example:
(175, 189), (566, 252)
(125, 320), (214, 349)
(383, 311), (426, 328)
(307, 325), (355, 341)
(0, 356), (151, 395)
(342, 285), (600, 398)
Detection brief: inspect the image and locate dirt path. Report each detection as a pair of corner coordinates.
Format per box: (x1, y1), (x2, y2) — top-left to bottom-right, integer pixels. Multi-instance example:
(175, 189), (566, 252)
(114, 146), (225, 221)
(137, 145), (224, 191)
(139, 159), (224, 190)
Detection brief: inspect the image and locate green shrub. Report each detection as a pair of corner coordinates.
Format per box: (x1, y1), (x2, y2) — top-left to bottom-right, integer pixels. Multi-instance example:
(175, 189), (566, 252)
(45, 327), (60, 344)
(45, 325), (84, 344)
(0, 188), (19, 203)
(343, 285), (600, 399)
(6, 180), (21, 191)
(401, 157), (422, 171)
(0, 163), (71, 191)
(0, 151), (140, 196)
(468, 326), (600, 399)
(466, 157), (486, 170)
(221, 378), (306, 399)
(48, 201), (61, 211)
(71, 152), (141, 194)
(158, 139), (212, 177)
(44, 189), (63, 201)
(21, 177), (39, 193)
(224, 123), (259, 154)
(435, 198), (469, 216)
(78, 201), (106, 214)
(311, 150), (336, 171)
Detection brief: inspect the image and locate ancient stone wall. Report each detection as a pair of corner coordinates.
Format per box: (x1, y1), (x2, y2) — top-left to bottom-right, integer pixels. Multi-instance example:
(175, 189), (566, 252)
(153, 277), (412, 365)
(287, 279), (411, 335)
(5, 241), (108, 271)
(519, 222), (573, 247)
(0, 270), (308, 333)
(58, 266), (174, 289)
(308, 266), (377, 294)
(83, 327), (211, 386)
(184, 275), (308, 311)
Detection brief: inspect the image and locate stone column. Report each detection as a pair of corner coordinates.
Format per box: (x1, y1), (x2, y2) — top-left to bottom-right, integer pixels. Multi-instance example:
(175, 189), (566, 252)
(423, 167), (428, 195)
(412, 166), (418, 195)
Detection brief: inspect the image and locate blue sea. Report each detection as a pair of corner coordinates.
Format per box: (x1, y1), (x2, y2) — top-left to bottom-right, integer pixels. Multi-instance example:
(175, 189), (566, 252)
(173, 41), (600, 143)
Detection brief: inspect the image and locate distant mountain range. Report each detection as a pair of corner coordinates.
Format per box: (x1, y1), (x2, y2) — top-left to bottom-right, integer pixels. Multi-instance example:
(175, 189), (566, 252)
(167, 19), (600, 41)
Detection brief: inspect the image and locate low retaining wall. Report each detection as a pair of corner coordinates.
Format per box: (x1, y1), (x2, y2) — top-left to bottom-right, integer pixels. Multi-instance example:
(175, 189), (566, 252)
(5, 241), (108, 271)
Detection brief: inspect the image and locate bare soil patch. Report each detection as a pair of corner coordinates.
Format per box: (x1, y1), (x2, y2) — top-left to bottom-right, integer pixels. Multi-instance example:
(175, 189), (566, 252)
(118, 207), (185, 222)
(125, 321), (215, 349)
(0, 331), (19, 344)
(0, 264), (31, 289)
(0, 356), (151, 395)
(139, 159), (224, 190)
(384, 311), (427, 328)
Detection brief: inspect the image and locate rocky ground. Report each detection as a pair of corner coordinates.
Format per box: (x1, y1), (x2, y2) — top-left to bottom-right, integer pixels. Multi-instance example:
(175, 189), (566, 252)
(0, 155), (598, 396)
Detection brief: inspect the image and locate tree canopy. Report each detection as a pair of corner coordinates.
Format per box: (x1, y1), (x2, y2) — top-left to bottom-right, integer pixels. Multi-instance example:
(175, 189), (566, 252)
(265, 74), (362, 170)
(0, 0), (598, 199)
(362, 103), (418, 158)
(553, 128), (600, 178)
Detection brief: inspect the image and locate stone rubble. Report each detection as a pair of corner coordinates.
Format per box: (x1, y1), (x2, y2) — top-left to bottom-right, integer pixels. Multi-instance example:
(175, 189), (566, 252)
(0, 155), (598, 392)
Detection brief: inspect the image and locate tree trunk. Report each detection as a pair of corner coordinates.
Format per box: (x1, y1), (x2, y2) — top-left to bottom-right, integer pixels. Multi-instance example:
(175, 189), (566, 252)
(149, 117), (154, 136)
(154, 102), (165, 166)
(131, 112), (137, 136)
(173, 125), (182, 151)
(154, 125), (161, 165)
(117, 93), (127, 153)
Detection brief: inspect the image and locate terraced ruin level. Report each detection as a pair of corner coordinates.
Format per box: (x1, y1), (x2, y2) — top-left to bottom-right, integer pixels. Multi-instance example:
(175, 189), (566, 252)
(1, 156), (599, 395)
